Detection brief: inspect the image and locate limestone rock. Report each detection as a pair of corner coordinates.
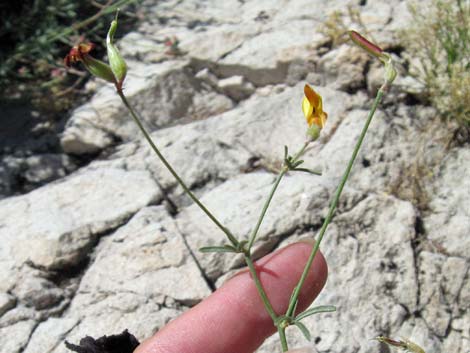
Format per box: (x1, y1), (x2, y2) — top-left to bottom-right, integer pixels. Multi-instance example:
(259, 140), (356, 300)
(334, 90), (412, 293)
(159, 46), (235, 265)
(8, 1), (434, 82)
(1, 168), (160, 273)
(217, 75), (255, 101)
(13, 271), (64, 311)
(178, 172), (329, 279)
(0, 1), (467, 353)
(424, 148), (470, 258)
(0, 293), (15, 317)
(21, 207), (210, 353)
(418, 252), (469, 337)
(318, 45), (369, 92)
(0, 320), (37, 353)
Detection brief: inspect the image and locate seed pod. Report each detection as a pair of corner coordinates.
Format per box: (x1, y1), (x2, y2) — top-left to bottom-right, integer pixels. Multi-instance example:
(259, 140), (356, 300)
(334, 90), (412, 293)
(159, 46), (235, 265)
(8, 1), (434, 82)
(64, 43), (116, 84)
(106, 14), (127, 90)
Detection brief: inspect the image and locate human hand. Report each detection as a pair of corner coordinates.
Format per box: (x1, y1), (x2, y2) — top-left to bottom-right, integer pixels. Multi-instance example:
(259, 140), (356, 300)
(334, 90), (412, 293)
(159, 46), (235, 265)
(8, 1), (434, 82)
(134, 241), (328, 353)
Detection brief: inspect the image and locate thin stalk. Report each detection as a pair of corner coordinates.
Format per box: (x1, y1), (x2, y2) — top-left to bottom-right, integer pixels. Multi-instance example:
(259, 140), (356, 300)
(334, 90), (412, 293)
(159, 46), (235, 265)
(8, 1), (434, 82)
(247, 170), (286, 250)
(285, 88), (385, 319)
(244, 255), (278, 322)
(117, 90), (239, 247)
(247, 141), (310, 250)
(278, 326), (289, 352)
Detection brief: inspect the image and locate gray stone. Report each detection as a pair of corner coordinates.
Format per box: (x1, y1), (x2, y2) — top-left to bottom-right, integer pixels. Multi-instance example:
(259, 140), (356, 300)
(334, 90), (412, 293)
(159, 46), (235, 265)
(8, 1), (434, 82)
(1, 168), (159, 272)
(318, 45), (369, 92)
(21, 207), (210, 353)
(23, 317), (78, 353)
(61, 60), (193, 154)
(257, 194), (418, 353)
(75, 206), (211, 304)
(217, 75), (255, 101)
(0, 1), (467, 352)
(13, 271), (64, 311)
(0, 293), (15, 317)
(418, 252), (468, 337)
(178, 172), (329, 279)
(0, 320), (36, 353)
(23, 154), (76, 186)
(424, 148), (470, 258)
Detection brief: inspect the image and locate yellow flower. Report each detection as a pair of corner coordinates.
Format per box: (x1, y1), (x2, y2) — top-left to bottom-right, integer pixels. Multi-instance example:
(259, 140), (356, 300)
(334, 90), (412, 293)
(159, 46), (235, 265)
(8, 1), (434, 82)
(302, 84), (328, 129)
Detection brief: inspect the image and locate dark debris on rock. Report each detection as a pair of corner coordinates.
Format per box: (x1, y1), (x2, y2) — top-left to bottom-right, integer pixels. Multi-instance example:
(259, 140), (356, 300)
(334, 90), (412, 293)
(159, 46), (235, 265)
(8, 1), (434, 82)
(65, 330), (140, 353)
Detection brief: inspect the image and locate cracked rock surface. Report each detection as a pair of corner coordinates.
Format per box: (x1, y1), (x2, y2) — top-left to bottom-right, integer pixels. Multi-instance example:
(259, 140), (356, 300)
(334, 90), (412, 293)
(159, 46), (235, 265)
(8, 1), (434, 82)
(1, 1), (468, 353)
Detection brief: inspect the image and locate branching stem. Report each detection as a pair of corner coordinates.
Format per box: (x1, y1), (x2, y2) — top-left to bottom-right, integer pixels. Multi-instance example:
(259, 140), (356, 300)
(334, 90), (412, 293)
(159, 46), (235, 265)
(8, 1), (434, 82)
(117, 89), (239, 247)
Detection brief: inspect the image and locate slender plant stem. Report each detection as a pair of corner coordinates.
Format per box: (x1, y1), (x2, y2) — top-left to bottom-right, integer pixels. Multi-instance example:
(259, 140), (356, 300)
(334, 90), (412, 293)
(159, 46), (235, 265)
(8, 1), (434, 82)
(118, 87), (280, 350)
(244, 255), (278, 322)
(278, 326), (289, 351)
(247, 141), (310, 250)
(278, 88), (385, 351)
(285, 88), (384, 317)
(117, 90), (239, 246)
(247, 169), (286, 250)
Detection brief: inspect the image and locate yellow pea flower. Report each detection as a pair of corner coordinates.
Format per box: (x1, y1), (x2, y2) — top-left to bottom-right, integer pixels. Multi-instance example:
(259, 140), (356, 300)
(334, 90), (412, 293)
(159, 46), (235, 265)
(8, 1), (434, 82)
(302, 84), (328, 129)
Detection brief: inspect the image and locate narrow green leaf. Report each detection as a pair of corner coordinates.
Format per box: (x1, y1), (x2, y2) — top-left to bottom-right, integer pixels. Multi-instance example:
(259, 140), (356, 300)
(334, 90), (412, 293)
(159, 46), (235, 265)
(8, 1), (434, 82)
(292, 167), (322, 176)
(292, 299), (299, 315)
(295, 305), (336, 322)
(199, 245), (236, 253)
(294, 321), (311, 341)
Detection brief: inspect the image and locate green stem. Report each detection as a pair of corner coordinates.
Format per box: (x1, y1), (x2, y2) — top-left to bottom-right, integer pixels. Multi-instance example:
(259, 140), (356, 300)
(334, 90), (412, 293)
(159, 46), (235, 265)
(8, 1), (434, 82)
(247, 141), (310, 251)
(278, 326), (289, 352)
(285, 88), (385, 318)
(117, 90), (239, 247)
(247, 169), (286, 250)
(244, 255), (278, 322)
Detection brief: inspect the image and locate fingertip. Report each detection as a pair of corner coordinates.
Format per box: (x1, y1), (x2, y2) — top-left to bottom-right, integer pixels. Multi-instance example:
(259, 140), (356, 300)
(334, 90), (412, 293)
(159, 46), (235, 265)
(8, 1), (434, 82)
(135, 241), (327, 353)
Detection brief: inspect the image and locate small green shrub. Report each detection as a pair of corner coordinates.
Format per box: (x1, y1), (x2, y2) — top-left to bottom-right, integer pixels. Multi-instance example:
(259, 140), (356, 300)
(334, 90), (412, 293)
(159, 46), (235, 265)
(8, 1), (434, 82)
(403, 0), (470, 127)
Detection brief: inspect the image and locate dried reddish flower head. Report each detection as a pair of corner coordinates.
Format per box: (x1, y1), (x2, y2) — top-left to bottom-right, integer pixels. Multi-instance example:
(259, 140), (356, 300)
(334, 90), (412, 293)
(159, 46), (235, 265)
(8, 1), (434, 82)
(64, 43), (95, 67)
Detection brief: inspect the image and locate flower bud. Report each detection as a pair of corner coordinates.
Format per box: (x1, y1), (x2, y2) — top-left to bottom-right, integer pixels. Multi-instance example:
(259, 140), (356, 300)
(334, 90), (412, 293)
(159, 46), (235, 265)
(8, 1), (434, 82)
(349, 30), (397, 87)
(106, 15), (127, 90)
(348, 30), (387, 62)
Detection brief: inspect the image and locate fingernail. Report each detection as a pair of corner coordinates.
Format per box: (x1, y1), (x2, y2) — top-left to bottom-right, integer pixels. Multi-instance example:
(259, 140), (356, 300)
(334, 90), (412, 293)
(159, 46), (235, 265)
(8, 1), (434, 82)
(220, 267), (249, 286)
(298, 238), (316, 245)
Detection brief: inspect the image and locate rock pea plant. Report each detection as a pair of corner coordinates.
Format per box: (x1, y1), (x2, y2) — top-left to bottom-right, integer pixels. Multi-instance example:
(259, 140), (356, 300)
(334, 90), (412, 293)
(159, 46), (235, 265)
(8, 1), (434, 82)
(65, 14), (399, 352)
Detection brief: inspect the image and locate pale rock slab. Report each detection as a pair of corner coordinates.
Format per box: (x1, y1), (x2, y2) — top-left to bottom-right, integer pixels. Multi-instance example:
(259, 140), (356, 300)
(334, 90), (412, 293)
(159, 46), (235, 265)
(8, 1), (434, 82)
(12, 269), (64, 311)
(0, 293), (15, 317)
(0, 166), (160, 337)
(217, 75), (255, 101)
(1, 1), (467, 352)
(0, 168), (160, 274)
(178, 172), (330, 280)
(317, 45), (369, 92)
(75, 206), (211, 304)
(424, 148), (470, 258)
(42, 207), (210, 353)
(257, 193), (419, 352)
(61, 60), (232, 155)
(418, 252), (469, 337)
(22, 206), (210, 353)
(22, 317), (79, 353)
(0, 320), (37, 353)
